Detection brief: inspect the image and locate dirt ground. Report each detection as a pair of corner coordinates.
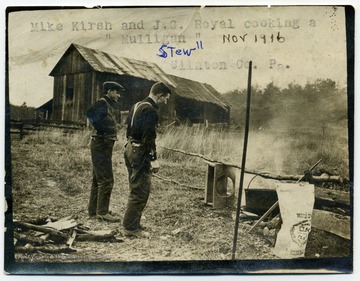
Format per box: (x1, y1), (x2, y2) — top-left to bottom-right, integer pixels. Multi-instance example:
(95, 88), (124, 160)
(8, 137), (351, 268)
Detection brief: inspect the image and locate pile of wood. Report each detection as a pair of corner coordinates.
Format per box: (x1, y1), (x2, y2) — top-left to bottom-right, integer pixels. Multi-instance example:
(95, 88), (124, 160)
(13, 215), (123, 254)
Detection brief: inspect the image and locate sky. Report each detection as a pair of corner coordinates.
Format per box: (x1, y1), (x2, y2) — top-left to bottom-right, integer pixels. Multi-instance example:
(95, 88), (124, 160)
(7, 6), (347, 107)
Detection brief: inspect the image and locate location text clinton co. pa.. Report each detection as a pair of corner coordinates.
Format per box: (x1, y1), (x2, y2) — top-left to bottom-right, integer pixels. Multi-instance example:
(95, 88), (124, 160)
(171, 59), (290, 71)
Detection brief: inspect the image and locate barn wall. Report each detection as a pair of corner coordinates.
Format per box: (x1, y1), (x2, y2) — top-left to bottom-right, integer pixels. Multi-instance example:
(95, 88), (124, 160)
(52, 71), (229, 124)
(75, 72), (93, 123)
(204, 103), (230, 124)
(91, 72), (98, 105)
(52, 67), (229, 124)
(52, 72), (94, 123)
(52, 48), (93, 76)
(172, 96), (230, 124)
(158, 93), (176, 124)
(174, 96), (204, 124)
(52, 76), (65, 121)
(63, 75), (73, 121)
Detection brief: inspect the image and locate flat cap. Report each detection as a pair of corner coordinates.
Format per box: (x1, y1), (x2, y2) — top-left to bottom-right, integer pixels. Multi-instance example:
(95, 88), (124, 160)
(103, 81), (125, 93)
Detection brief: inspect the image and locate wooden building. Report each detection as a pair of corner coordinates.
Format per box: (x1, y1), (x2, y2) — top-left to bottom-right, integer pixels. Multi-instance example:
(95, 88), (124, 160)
(36, 99), (53, 121)
(49, 43), (230, 125)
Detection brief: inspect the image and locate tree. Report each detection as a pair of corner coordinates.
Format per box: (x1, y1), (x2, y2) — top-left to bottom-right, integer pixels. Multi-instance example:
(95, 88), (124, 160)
(222, 79), (347, 129)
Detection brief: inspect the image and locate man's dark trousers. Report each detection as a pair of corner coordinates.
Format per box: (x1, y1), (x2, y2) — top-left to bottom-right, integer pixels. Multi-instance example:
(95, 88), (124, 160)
(88, 137), (115, 216)
(123, 141), (151, 231)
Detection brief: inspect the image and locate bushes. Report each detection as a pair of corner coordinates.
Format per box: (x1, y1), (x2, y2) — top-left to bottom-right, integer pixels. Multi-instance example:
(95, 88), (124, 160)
(222, 79), (348, 129)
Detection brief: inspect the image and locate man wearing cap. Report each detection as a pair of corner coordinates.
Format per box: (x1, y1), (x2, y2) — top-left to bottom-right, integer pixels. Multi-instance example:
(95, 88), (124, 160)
(123, 82), (171, 237)
(86, 81), (124, 222)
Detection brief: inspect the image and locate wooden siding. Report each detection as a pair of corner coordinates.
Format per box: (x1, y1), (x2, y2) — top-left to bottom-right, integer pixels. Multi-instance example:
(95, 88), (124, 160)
(74, 72), (93, 122)
(51, 47), (93, 76)
(51, 71), (229, 124)
(63, 75), (72, 121)
(52, 76), (65, 121)
(174, 96), (204, 123)
(204, 103), (229, 123)
(52, 73), (94, 122)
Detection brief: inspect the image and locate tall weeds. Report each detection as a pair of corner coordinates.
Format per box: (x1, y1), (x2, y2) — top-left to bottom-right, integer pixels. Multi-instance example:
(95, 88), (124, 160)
(157, 125), (349, 178)
(13, 124), (349, 197)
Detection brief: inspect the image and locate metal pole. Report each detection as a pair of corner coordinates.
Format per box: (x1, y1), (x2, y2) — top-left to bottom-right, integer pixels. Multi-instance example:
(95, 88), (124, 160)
(231, 61), (252, 260)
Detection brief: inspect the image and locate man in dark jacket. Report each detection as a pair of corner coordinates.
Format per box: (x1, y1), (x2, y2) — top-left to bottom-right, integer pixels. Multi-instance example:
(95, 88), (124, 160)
(87, 81), (124, 222)
(123, 82), (171, 237)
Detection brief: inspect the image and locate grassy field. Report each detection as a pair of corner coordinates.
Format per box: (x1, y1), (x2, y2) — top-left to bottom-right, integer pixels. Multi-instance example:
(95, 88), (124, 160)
(8, 125), (351, 265)
(159, 124), (349, 180)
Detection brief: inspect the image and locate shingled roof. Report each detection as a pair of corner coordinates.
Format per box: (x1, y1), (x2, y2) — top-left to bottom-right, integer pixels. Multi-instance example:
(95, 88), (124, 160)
(167, 75), (229, 111)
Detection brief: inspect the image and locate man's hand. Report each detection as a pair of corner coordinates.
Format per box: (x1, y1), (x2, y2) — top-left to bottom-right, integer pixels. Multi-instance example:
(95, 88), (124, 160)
(151, 160), (160, 173)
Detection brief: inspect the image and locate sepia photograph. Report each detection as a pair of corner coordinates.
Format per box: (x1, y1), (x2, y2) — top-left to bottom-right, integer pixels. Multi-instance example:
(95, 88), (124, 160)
(3, 2), (354, 275)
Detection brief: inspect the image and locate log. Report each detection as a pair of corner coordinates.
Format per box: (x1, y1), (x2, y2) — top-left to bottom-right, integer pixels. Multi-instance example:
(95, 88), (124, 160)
(76, 234), (116, 242)
(312, 209), (350, 240)
(75, 229), (119, 242)
(275, 175), (343, 183)
(13, 221), (68, 241)
(315, 187), (350, 208)
(160, 146), (346, 183)
(14, 232), (49, 245)
(16, 216), (49, 225)
(74, 229), (115, 235)
(240, 210), (259, 219)
(15, 244), (76, 254)
(244, 187), (350, 216)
